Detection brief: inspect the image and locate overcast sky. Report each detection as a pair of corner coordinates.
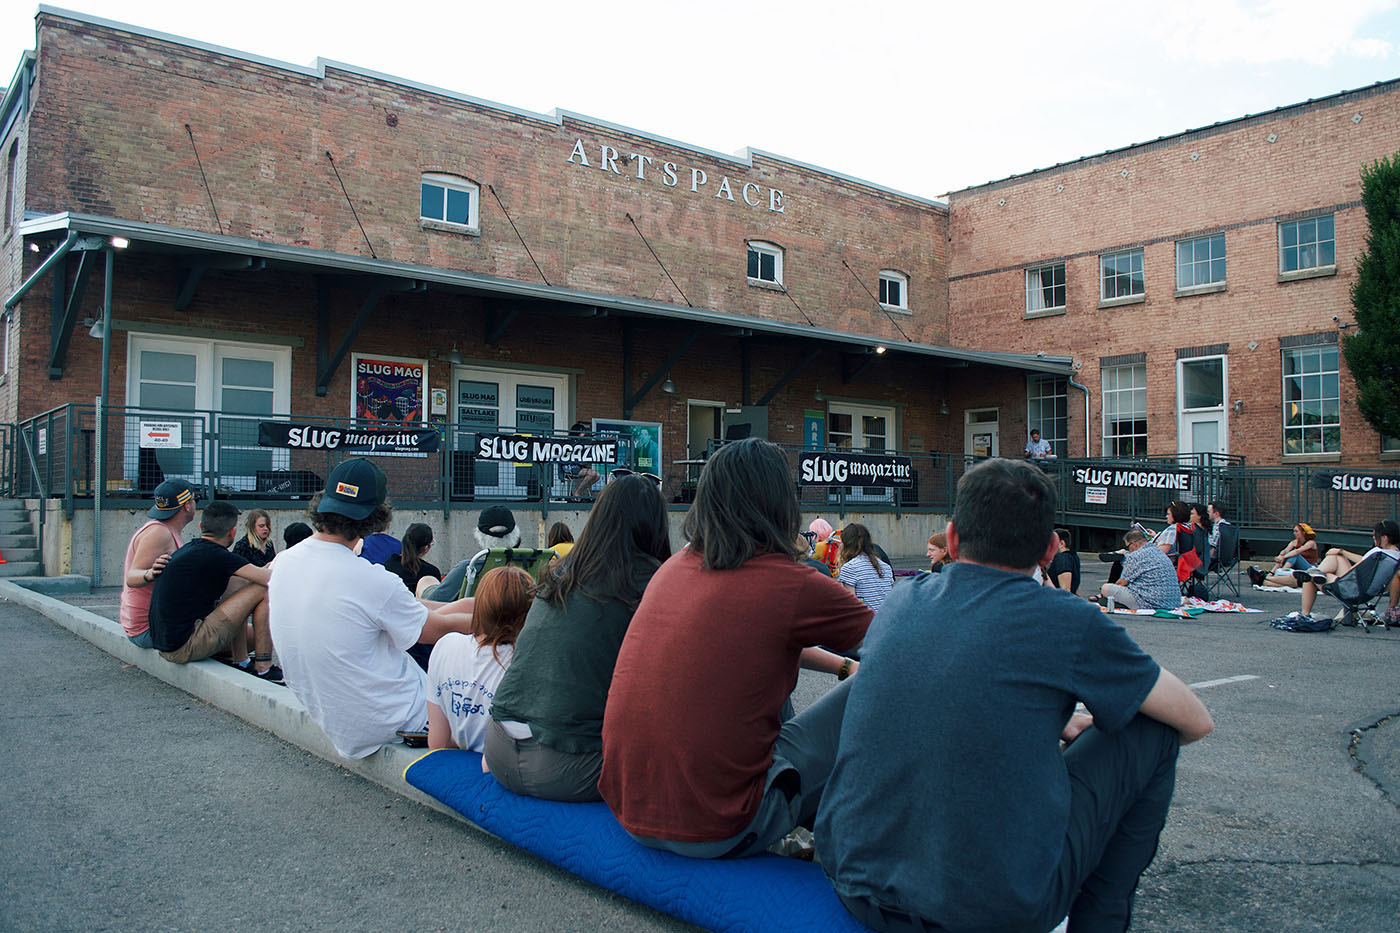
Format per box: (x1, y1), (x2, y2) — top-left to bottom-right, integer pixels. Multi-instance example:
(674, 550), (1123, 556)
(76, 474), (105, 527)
(4, 1), (1399, 198)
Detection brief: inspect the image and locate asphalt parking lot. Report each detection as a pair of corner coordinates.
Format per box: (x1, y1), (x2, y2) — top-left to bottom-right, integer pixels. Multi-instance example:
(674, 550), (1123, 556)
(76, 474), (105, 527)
(6, 561), (1400, 932)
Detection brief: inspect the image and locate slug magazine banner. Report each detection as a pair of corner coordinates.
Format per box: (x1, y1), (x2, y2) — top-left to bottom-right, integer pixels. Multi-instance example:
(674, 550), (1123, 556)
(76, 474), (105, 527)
(798, 451), (913, 488)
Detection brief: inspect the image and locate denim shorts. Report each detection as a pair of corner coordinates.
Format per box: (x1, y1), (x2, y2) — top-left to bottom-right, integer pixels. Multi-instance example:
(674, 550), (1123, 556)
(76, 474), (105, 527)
(1283, 554), (1315, 571)
(127, 629), (155, 649)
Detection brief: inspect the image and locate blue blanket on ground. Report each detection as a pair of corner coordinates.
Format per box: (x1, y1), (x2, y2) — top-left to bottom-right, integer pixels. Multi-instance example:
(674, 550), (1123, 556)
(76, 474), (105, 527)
(404, 749), (867, 932)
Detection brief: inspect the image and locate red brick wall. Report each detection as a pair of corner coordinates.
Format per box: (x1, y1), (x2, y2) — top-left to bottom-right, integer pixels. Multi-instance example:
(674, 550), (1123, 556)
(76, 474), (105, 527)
(22, 12), (946, 353)
(948, 83), (1400, 467)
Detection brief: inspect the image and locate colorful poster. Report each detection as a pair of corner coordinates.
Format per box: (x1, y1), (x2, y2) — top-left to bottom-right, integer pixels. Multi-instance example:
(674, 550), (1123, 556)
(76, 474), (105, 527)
(352, 355), (426, 425)
(592, 419), (662, 475)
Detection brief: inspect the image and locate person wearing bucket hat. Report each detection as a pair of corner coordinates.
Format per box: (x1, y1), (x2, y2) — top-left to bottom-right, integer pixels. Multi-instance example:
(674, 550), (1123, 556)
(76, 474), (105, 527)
(118, 480), (197, 649)
(420, 506), (522, 602)
(268, 458), (476, 759)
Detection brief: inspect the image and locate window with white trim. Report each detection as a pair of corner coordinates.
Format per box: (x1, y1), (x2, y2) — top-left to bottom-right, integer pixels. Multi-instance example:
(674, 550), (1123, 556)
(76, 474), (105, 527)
(878, 270), (908, 310)
(420, 173), (479, 231)
(746, 241), (783, 285)
(1026, 375), (1068, 457)
(1278, 215), (1334, 273)
(1176, 234), (1225, 289)
(1026, 262), (1066, 312)
(1102, 363), (1147, 457)
(1282, 344), (1340, 455)
(1100, 249), (1144, 301)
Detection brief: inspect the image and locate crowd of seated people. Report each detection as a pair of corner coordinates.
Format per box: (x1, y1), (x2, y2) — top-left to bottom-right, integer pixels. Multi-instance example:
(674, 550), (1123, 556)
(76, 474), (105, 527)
(146, 451), (1400, 929)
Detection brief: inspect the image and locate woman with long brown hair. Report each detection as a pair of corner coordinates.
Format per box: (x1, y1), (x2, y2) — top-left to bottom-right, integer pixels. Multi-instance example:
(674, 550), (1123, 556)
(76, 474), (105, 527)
(837, 522), (894, 612)
(484, 474), (672, 801)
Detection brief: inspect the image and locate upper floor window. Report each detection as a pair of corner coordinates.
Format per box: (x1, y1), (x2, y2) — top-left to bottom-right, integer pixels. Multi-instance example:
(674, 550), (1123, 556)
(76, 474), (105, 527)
(420, 173), (479, 232)
(1026, 262), (1066, 313)
(747, 241), (783, 286)
(1176, 234), (1226, 289)
(1102, 362), (1147, 457)
(1279, 214), (1334, 273)
(4, 141), (16, 231)
(879, 270), (908, 310)
(1100, 249), (1145, 301)
(1282, 344), (1340, 455)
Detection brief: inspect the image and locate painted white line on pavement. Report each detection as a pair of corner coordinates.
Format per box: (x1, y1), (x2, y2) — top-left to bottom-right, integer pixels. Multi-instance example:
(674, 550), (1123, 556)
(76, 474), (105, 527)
(1189, 674), (1260, 690)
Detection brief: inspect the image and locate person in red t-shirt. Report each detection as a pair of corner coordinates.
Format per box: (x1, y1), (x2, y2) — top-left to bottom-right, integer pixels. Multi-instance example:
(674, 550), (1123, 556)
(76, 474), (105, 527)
(599, 437), (872, 858)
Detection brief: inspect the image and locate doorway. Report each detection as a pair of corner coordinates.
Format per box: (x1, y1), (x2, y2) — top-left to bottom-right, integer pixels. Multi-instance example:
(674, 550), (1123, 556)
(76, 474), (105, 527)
(964, 409), (999, 459)
(1177, 356), (1228, 462)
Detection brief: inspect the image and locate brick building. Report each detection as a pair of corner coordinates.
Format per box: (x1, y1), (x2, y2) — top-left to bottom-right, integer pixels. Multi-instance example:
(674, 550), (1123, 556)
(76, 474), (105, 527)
(0, 8), (1396, 578)
(0, 8), (1065, 511)
(947, 79), (1400, 468)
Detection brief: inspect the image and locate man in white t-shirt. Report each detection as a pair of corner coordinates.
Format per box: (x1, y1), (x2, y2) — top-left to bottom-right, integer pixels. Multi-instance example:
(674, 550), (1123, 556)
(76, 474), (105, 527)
(269, 458), (475, 759)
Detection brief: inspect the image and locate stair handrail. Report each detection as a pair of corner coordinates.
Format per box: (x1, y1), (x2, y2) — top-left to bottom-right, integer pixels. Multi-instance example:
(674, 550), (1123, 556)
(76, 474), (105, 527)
(16, 425), (45, 572)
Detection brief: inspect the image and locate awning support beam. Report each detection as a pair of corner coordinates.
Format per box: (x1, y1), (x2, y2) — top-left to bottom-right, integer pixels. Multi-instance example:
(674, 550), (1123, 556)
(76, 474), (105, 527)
(623, 325), (700, 419)
(5, 230), (79, 311)
(757, 347), (824, 406)
(49, 247), (98, 378)
(173, 256), (264, 312)
(316, 277), (424, 396)
(841, 351), (879, 385)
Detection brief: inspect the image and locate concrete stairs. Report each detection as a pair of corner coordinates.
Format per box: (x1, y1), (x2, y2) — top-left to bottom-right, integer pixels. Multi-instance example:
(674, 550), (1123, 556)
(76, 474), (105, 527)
(0, 500), (43, 576)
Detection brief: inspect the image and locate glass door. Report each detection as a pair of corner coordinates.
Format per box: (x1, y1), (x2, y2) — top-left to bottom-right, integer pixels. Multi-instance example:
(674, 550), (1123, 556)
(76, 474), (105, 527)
(453, 366), (568, 499)
(827, 402), (895, 503)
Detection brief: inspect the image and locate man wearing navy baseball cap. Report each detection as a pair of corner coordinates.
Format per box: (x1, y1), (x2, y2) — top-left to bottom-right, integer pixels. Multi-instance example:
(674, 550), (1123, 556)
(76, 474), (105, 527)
(118, 480), (197, 649)
(269, 458), (476, 759)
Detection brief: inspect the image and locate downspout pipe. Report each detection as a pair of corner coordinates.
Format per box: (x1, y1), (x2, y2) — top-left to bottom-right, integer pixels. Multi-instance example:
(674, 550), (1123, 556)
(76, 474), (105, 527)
(94, 247), (113, 586)
(5, 230), (79, 310)
(1067, 373), (1090, 457)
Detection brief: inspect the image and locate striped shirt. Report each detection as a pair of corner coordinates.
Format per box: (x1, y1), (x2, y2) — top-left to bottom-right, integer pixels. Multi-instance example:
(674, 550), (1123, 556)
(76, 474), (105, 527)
(838, 556), (895, 613)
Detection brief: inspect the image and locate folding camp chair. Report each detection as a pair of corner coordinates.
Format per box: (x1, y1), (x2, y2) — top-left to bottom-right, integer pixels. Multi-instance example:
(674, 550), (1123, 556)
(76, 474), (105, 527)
(1207, 522), (1241, 599)
(1316, 551), (1400, 630)
(459, 546), (559, 599)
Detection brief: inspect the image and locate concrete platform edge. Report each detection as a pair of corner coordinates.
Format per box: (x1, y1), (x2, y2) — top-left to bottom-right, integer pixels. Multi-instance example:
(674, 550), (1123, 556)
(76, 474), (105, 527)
(0, 580), (470, 826)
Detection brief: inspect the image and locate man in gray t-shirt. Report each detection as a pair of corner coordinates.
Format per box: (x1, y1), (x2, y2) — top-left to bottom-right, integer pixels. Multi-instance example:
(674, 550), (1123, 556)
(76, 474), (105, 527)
(817, 459), (1213, 932)
(1102, 530), (1181, 610)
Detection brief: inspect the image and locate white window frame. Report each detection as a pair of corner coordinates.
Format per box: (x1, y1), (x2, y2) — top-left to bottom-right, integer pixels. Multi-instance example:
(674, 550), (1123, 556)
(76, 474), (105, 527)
(1025, 262), (1066, 313)
(878, 270), (908, 310)
(125, 333), (292, 489)
(1100, 248), (1145, 301)
(1281, 344), (1341, 456)
(1175, 234), (1226, 289)
(1101, 362), (1147, 457)
(1278, 214), (1335, 274)
(746, 240), (783, 286)
(420, 172), (480, 233)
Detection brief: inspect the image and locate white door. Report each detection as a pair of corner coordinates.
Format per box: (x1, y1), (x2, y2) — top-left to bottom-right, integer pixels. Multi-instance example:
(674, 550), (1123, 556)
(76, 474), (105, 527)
(964, 409), (999, 459)
(828, 402), (895, 503)
(454, 366), (569, 497)
(1177, 356), (1228, 462)
(126, 335), (290, 490)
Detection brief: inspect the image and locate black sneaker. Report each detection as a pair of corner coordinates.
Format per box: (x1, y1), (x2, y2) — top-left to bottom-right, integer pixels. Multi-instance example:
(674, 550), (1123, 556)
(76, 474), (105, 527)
(1247, 566), (1265, 586)
(251, 664), (285, 686)
(1307, 568), (1328, 585)
(1292, 570), (1311, 588)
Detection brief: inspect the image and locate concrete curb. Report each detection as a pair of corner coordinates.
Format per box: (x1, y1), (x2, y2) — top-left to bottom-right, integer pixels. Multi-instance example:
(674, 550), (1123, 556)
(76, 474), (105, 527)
(0, 580), (464, 824)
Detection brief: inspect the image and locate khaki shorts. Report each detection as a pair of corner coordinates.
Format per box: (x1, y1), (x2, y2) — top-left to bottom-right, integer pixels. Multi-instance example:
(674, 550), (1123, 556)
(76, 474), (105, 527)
(158, 603), (244, 663)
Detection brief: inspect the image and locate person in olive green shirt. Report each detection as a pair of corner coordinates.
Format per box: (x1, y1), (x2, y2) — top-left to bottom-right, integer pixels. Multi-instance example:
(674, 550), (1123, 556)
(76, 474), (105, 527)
(484, 475), (672, 801)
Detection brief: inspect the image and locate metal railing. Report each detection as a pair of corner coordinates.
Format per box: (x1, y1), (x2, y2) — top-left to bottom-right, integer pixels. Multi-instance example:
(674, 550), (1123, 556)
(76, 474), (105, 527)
(6, 404), (1396, 546)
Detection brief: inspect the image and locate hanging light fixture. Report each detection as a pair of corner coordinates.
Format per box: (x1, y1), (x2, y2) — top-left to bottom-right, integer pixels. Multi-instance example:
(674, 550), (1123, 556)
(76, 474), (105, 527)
(814, 385), (825, 402)
(939, 399), (950, 416)
(662, 377), (676, 394)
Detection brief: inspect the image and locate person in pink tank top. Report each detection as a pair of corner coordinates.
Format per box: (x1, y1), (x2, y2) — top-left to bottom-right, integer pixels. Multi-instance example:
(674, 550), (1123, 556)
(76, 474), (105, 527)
(119, 480), (196, 648)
